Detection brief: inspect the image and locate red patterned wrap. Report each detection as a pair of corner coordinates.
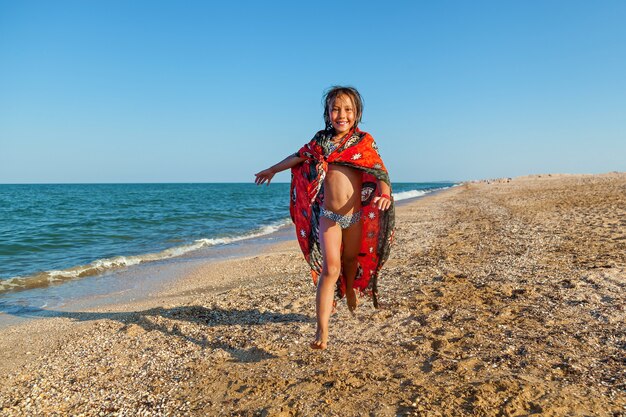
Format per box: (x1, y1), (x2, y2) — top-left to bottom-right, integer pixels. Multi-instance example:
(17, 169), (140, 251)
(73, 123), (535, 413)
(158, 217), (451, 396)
(289, 127), (395, 308)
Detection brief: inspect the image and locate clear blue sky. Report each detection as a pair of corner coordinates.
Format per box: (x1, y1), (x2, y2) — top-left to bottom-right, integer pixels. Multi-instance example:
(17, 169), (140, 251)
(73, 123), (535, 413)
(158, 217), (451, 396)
(1, 1), (625, 183)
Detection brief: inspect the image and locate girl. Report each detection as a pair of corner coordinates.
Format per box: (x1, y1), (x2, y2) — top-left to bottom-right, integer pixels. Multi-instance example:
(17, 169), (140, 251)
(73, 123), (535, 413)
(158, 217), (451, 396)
(255, 86), (394, 350)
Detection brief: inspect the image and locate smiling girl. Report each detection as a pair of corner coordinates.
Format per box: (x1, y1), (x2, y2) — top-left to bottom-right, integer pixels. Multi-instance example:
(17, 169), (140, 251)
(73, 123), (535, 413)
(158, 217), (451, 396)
(255, 86), (394, 349)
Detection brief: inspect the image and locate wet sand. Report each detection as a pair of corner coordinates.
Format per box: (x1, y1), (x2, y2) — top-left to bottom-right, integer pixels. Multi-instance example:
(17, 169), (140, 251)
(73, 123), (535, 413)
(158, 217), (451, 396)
(0, 173), (624, 416)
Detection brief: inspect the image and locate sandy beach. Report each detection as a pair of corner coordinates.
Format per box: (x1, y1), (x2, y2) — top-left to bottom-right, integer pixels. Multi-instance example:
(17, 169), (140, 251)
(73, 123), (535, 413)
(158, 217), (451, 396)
(0, 173), (624, 416)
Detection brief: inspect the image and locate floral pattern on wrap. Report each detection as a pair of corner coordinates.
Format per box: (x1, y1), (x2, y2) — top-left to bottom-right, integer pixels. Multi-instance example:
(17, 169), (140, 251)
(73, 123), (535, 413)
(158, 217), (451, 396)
(289, 128), (395, 308)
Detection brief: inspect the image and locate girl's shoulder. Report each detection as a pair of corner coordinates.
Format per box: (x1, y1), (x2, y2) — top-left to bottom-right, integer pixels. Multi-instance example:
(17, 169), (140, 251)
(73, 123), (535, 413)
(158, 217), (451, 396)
(355, 129), (375, 143)
(312, 129), (330, 141)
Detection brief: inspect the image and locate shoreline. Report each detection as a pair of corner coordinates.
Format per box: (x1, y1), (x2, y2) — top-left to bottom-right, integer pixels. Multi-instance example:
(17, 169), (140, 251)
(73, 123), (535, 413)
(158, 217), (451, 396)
(1, 173), (624, 416)
(0, 188), (448, 373)
(0, 185), (450, 329)
(0, 188), (445, 360)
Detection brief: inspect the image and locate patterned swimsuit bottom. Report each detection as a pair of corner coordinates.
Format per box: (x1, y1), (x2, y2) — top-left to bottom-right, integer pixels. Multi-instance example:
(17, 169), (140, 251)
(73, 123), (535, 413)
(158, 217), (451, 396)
(320, 207), (362, 229)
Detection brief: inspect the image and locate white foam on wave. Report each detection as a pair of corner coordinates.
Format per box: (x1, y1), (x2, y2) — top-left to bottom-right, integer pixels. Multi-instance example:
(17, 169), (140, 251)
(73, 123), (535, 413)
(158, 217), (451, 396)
(393, 190), (428, 201)
(393, 186), (451, 202)
(194, 221), (289, 247)
(0, 218), (292, 293)
(392, 186), (452, 202)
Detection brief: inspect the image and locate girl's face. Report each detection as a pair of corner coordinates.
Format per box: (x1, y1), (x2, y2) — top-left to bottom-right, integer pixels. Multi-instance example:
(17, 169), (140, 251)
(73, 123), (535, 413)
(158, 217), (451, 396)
(329, 94), (356, 136)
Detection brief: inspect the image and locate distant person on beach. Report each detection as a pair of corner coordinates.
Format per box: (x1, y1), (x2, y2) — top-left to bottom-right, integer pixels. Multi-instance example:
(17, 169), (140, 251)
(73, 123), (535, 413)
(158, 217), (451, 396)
(255, 86), (395, 350)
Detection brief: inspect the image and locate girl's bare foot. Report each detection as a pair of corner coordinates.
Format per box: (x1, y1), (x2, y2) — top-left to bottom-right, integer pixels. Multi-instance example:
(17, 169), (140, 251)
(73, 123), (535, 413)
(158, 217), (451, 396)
(346, 287), (359, 313)
(310, 328), (328, 350)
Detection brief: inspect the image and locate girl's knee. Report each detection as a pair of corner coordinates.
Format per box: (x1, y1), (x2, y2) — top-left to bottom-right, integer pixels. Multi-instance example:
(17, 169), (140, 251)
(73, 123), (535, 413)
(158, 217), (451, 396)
(342, 253), (359, 267)
(321, 263), (341, 280)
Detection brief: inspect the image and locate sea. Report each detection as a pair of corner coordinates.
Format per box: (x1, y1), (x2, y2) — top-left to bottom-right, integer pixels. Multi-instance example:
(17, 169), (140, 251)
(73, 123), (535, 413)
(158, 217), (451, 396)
(0, 182), (454, 317)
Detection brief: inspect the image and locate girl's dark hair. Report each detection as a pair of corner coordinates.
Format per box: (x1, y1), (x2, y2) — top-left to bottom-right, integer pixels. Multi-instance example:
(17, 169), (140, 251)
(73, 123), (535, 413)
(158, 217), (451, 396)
(323, 86), (364, 130)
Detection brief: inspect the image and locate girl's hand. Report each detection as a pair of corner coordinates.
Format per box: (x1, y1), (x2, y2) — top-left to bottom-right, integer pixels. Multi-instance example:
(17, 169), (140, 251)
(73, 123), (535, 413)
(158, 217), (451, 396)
(254, 169), (275, 186)
(372, 194), (392, 211)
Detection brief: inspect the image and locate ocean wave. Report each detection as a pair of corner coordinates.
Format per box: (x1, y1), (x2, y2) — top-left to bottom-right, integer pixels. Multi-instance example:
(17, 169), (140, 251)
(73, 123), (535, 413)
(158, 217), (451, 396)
(393, 186), (449, 202)
(0, 218), (292, 294)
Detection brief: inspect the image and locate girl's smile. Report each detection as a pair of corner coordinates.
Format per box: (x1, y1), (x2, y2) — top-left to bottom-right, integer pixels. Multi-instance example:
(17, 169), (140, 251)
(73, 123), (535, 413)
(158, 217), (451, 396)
(330, 94), (356, 137)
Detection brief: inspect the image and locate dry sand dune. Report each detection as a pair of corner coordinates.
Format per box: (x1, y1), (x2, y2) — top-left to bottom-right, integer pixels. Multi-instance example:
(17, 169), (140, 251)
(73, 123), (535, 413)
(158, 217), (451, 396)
(1, 173), (624, 416)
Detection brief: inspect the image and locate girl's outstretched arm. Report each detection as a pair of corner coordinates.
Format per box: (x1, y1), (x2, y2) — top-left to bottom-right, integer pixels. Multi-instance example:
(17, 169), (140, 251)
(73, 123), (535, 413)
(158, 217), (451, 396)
(255, 154), (305, 186)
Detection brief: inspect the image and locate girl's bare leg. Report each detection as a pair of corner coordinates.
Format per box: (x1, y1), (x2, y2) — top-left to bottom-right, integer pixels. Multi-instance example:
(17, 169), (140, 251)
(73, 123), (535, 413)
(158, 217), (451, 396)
(311, 217), (342, 350)
(342, 219), (362, 312)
